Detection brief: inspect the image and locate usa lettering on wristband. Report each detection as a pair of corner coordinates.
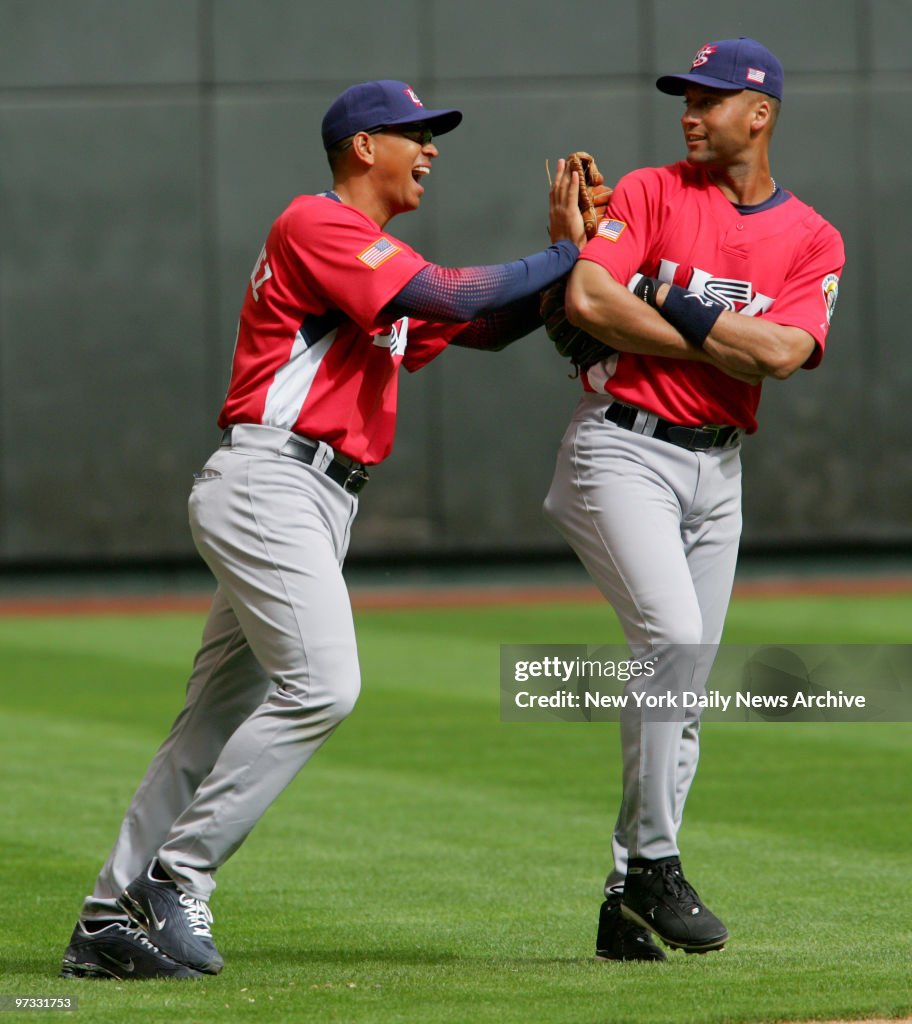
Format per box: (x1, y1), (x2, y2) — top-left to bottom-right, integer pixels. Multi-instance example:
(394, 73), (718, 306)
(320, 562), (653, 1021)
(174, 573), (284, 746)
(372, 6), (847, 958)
(660, 285), (725, 348)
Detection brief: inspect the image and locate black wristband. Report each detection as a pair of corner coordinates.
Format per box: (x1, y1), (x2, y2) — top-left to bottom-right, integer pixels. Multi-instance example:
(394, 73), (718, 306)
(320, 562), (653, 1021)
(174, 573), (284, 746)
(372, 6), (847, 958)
(632, 275), (662, 309)
(660, 285), (725, 349)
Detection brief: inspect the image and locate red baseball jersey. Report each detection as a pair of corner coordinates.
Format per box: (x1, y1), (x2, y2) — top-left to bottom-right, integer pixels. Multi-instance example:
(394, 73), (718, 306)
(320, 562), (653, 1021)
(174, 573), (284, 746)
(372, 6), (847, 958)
(579, 161), (845, 431)
(218, 195), (460, 464)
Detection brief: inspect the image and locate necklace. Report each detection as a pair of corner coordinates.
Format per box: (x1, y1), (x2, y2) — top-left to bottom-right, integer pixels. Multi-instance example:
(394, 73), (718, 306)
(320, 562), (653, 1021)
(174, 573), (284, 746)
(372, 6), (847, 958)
(708, 172), (777, 202)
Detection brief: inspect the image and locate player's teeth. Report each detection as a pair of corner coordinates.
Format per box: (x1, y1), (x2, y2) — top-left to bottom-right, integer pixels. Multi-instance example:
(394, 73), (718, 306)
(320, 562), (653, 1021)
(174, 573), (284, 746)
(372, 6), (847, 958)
(415, 167), (430, 175)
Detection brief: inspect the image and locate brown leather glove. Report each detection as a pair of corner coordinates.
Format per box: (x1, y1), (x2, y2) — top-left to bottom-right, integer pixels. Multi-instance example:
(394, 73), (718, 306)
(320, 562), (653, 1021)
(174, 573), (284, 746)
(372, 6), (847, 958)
(566, 151), (611, 239)
(541, 151), (614, 374)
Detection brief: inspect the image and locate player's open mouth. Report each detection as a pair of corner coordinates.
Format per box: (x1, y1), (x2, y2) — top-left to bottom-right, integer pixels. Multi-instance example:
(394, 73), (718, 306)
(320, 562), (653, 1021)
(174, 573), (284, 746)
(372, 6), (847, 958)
(412, 166), (430, 182)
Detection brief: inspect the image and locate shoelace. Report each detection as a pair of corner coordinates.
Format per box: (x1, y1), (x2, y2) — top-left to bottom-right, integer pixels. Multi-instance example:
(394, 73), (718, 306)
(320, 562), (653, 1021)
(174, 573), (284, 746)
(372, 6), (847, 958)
(657, 862), (701, 911)
(177, 892), (214, 937)
(123, 923), (165, 953)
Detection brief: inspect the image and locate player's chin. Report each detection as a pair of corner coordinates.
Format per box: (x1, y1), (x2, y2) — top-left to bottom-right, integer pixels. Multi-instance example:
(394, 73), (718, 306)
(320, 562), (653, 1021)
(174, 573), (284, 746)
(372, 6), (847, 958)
(684, 138), (713, 161)
(402, 185), (425, 211)
(685, 152), (719, 171)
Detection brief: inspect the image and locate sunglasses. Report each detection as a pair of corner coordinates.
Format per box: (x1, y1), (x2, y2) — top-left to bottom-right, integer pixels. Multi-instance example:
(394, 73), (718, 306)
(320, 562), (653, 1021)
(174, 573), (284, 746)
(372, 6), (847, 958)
(368, 124), (434, 145)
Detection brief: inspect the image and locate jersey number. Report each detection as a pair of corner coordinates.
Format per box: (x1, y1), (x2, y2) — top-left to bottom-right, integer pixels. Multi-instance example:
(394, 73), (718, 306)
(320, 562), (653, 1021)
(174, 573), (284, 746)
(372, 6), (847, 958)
(250, 245), (272, 302)
(373, 318), (410, 357)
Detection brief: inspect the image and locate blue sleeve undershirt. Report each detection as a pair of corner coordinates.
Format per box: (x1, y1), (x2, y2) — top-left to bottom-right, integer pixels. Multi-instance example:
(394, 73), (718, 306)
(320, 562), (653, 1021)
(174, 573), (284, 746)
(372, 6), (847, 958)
(381, 240), (579, 323)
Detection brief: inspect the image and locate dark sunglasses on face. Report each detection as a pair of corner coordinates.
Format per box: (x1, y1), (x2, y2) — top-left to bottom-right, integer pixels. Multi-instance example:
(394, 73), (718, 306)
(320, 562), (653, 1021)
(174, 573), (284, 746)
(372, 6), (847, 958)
(369, 124), (434, 145)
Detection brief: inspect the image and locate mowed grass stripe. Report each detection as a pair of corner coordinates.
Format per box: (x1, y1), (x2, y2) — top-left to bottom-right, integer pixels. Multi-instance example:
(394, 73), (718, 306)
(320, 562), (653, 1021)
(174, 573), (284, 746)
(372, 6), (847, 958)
(0, 593), (909, 1023)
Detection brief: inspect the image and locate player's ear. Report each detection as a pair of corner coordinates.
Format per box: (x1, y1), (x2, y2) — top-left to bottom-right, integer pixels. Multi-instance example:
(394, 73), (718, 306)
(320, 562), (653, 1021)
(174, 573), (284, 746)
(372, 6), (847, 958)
(349, 131), (377, 167)
(750, 96), (772, 132)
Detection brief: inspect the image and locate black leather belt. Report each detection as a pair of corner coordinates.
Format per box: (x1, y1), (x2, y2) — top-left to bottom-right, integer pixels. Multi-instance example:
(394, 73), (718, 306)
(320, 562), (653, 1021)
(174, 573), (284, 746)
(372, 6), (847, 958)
(605, 402), (742, 452)
(220, 428), (370, 494)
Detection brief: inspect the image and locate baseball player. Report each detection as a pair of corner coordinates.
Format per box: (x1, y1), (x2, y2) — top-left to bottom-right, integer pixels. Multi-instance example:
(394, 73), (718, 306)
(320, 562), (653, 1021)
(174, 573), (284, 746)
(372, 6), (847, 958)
(59, 79), (588, 980)
(543, 39), (845, 960)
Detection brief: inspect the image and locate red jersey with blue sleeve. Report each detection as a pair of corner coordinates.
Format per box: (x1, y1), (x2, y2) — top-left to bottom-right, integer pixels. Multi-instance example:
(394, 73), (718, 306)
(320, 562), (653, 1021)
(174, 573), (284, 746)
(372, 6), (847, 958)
(579, 161), (845, 432)
(218, 194), (460, 464)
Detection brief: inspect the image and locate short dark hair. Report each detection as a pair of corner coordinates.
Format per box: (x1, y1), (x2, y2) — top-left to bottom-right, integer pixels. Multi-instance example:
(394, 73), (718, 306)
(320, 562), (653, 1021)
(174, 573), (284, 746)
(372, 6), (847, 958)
(326, 136), (353, 174)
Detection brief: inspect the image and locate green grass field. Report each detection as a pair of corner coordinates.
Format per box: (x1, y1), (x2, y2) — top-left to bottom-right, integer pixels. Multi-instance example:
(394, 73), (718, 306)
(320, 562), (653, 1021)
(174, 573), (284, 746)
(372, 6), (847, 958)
(1, 591), (911, 1023)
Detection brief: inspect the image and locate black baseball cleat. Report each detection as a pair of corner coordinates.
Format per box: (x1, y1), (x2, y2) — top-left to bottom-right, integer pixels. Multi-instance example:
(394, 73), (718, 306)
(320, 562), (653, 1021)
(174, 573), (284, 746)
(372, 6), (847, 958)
(118, 859), (224, 975)
(595, 893), (667, 962)
(59, 919), (204, 979)
(621, 856), (729, 954)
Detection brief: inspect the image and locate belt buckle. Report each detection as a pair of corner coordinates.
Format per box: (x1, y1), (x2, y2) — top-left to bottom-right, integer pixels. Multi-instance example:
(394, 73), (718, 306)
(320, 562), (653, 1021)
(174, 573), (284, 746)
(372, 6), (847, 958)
(692, 425), (724, 451)
(343, 467), (370, 494)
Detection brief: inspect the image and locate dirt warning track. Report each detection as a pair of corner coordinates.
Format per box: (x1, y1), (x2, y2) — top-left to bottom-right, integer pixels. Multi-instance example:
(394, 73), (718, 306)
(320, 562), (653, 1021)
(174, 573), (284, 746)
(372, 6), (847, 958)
(0, 574), (910, 618)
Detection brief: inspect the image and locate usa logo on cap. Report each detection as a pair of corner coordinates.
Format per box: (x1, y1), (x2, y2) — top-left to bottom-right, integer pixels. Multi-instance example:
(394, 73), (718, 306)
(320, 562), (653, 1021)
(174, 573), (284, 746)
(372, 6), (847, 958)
(691, 44), (717, 68)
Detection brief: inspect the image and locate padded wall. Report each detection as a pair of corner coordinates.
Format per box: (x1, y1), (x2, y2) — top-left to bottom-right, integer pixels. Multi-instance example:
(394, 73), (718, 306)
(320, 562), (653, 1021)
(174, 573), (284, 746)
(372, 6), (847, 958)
(0, 1), (905, 561)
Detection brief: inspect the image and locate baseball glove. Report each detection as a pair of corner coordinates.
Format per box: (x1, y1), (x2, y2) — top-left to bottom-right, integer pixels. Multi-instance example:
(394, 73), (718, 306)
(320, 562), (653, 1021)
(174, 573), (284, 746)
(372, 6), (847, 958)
(566, 150), (609, 240)
(542, 151), (614, 375)
(541, 280), (610, 375)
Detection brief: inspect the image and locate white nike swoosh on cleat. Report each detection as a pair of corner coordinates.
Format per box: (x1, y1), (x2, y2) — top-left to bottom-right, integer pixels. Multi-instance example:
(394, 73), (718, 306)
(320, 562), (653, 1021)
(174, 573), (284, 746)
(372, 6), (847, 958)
(150, 909), (168, 931)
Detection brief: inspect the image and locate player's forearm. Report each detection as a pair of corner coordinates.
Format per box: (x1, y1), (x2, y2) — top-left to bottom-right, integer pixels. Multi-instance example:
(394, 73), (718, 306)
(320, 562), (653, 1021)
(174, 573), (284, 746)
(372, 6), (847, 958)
(700, 313), (816, 381)
(643, 281), (815, 381)
(383, 241), (578, 323)
(565, 262), (706, 362)
(448, 295), (542, 351)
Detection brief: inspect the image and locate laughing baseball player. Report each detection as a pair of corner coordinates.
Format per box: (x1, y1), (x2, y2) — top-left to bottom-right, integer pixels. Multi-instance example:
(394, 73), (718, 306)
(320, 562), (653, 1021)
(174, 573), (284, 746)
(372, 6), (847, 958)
(59, 79), (588, 980)
(543, 38), (844, 960)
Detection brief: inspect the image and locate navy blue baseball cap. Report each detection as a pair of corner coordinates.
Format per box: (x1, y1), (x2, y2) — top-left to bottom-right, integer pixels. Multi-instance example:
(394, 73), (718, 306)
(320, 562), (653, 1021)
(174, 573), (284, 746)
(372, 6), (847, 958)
(656, 37), (784, 102)
(321, 80), (463, 150)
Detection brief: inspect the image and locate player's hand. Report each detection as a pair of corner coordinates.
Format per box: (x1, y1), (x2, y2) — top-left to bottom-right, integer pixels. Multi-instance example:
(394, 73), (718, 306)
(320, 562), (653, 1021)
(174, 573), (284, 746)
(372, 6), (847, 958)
(549, 158), (587, 250)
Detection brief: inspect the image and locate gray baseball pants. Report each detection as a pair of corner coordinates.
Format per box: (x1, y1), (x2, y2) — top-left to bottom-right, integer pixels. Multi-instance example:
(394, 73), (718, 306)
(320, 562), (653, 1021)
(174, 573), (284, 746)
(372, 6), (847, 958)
(82, 424), (361, 917)
(543, 392), (742, 892)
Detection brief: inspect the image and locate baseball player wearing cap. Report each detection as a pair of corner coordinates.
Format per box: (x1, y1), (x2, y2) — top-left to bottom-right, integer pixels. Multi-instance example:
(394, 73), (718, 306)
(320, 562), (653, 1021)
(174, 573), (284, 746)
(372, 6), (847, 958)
(59, 80), (588, 980)
(544, 39), (844, 960)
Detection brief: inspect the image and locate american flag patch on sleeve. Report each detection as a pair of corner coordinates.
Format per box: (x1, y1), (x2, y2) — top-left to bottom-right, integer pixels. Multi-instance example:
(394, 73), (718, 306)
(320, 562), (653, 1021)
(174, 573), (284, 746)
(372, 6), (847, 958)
(357, 237), (402, 269)
(597, 218), (627, 242)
